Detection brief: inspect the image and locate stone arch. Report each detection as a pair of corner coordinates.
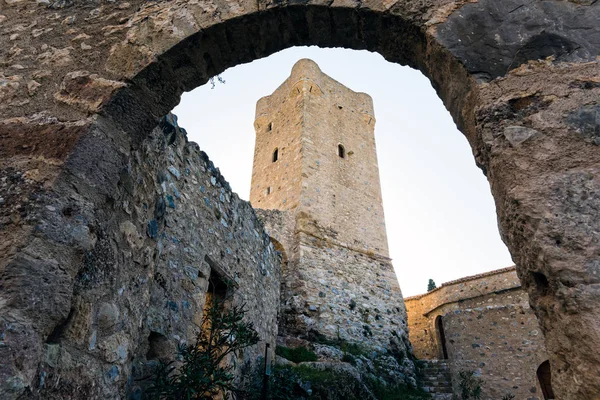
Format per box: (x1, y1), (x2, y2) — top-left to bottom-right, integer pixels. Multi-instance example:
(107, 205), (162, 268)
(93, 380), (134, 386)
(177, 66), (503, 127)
(1, 1), (600, 398)
(102, 6), (473, 144)
(537, 360), (556, 400)
(338, 144), (346, 159)
(434, 315), (448, 360)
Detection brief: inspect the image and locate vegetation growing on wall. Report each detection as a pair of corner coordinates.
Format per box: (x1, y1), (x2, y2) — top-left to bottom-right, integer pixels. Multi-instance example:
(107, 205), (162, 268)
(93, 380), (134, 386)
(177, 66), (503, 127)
(256, 364), (431, 400)
(275, 346), (318, 363)
(145, 300), (260, 399)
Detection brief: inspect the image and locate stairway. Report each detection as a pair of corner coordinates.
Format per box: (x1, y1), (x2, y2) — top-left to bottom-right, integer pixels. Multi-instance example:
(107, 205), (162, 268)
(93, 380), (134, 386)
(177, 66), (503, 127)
(419, 360), (454, 400)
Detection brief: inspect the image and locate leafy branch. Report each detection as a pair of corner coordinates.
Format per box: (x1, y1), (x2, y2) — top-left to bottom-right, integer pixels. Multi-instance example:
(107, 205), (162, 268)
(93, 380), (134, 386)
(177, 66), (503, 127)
(146, 299), (260, 399)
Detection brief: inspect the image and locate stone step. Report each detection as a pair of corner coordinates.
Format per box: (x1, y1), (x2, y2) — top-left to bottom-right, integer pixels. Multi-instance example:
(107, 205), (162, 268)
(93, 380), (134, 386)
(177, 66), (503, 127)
(422, 375), (452, 381)
(421, 379), (452, 385)
(423, 383), (452, 389)
(421, 375), (451, 381)
(422, 376), (452, 382)
(429, 394), (454, 400)
(423, 372), (450, 376)
(423, 386), (453, 394)
(419, 359), (453, 397)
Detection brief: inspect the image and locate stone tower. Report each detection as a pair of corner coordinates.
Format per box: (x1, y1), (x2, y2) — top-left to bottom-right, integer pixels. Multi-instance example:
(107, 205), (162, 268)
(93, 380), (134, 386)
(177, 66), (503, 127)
(251, 59), (408, 350)
(250, 59), (388, 257)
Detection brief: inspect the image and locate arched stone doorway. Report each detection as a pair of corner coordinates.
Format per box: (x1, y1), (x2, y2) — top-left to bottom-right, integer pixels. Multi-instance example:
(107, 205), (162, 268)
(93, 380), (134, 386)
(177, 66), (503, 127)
(1, 1), (599, 398)
(537, 360), (556, 400)
(435, 315), (448, 360)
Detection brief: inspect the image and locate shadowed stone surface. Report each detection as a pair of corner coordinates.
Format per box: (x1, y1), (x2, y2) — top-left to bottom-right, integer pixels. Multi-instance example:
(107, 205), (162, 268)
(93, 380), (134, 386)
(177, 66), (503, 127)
(436, 0), (600, 81)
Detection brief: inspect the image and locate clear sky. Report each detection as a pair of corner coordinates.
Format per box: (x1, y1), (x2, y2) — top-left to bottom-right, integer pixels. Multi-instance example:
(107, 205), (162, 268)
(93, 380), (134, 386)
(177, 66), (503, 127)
(173, 46), (514, 297)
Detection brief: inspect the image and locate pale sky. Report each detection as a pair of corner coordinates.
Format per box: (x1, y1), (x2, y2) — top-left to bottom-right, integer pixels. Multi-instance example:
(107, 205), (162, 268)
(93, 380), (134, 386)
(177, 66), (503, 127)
(173, 46), (514, 297)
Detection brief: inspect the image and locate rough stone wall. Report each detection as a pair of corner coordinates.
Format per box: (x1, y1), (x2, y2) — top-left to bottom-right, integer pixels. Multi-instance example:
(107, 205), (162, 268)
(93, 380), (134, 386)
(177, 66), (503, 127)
(251, 78), (305, 213)
(405, 267), (548, 400)
(2, 0), (600, 397)
(251, 60), (389, 257)
(260, 208), (409, 347)
(444, 305), (547, 400)
(289, 232), (407, 345)
(0, 114), (280, 399)
(405, 266), (521, 359)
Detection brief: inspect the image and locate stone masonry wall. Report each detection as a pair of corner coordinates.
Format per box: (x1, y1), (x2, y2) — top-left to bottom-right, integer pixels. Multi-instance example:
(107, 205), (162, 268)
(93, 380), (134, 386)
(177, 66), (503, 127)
(405, 266), (521, 359)
(443, 305), (548, 400)
(293, 232), (407, 345)
(1, 115), (281, 399)
(259, 208), (410, 352)
(405, 267), (548, 400)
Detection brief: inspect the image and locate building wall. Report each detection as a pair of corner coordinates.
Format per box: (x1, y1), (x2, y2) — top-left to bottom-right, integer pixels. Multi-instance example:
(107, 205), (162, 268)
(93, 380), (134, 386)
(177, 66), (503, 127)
(444, 304), (548, 400)
(27, 115), (281, 399)
(405, 267), (549, 400)
(260, 210), (409, 345)
(405, 266), (522, 359)
(251, 59), (388, 257)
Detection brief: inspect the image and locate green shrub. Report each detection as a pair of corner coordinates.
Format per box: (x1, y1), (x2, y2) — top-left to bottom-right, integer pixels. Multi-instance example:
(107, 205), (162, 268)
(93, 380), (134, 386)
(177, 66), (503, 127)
(307, 329), (368, 358)
(275, 345), (318, 363)
(259, 363), (431, 400)
(262, 366), (302, 400)
(145, 300), (260, 399)
(365, 377), (431, 400)
(292, 365), (372, 399)
(341, 353), (356, 365)
(457, 370), (483, 400)
(340, 341), (368, 357)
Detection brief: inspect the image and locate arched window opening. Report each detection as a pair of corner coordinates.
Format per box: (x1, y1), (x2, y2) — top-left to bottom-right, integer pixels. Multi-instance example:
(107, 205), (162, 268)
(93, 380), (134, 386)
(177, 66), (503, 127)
(267, 122), (273, 131)
(435, 315), (448, 360)
(272, 148), (278, 162)
(338, 144), (345, 159)
(537, 360), (555, 399)
(265, 187), (271, 195)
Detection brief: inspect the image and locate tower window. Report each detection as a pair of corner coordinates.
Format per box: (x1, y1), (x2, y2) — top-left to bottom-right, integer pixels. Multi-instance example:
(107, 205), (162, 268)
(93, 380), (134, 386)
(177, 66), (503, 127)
(265, 187), (272, 195)
(272, 148), (278, 162)
(338, 144), (345, 159)
(267, 122), (273, 131)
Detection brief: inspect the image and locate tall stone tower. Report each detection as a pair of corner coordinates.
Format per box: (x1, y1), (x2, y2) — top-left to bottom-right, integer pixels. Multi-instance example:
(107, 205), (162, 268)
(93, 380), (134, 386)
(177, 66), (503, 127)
(251, 59), (408, 350)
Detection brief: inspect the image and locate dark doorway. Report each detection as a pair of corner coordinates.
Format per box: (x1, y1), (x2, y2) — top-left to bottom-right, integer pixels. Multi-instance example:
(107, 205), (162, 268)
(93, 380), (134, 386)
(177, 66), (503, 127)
(537, 360), (555, 399)
(435, 315), (449, 359)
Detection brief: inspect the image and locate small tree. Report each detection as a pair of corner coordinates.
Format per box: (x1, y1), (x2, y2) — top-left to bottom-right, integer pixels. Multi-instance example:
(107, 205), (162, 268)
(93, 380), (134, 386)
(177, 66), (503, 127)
(427, 279), (437, 292)
(457, 370), (483, 400)
(146, 299), (260, 399)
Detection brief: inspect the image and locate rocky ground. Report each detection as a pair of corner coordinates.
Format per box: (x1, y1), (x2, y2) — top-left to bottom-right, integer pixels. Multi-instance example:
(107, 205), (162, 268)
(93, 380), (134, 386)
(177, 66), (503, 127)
(253, 335), (430, 400)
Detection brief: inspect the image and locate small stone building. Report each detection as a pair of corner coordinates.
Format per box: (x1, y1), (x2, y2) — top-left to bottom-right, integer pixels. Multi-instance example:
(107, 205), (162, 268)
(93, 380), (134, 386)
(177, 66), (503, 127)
(405, 267), (555, 400)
